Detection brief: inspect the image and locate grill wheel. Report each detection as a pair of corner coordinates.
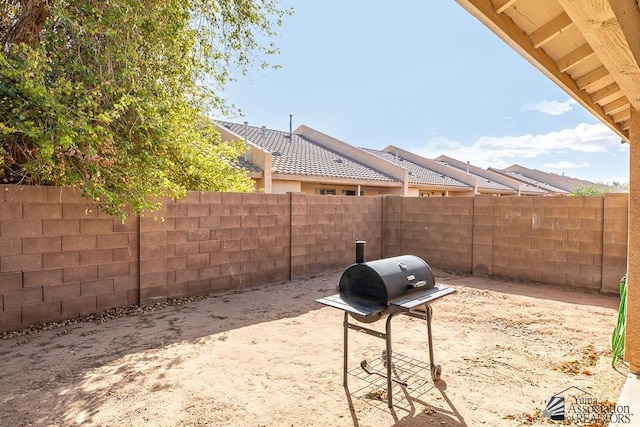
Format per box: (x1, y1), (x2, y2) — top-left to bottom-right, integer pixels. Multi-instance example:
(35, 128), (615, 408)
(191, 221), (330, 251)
(431, 364), (442, 381)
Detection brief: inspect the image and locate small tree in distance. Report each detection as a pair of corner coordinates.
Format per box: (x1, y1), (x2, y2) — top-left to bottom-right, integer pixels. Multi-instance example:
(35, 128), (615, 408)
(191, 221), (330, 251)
(0, 0), (291, 220)
(570, 185), (610, 196)
(611, 180), (629, 191)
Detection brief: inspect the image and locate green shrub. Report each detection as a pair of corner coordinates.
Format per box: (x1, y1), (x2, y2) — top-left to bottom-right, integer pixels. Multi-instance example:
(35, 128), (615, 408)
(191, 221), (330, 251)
(611, 275), (627, 367)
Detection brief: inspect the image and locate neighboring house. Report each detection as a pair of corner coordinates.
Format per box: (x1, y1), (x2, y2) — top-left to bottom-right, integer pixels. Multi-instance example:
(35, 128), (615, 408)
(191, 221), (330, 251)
(215, 121), (407, 196)
(489, 167), (570, 195)
(360, 147), (473, 196)
(215, 120), (610, 198)
(434, 155), (549, 196)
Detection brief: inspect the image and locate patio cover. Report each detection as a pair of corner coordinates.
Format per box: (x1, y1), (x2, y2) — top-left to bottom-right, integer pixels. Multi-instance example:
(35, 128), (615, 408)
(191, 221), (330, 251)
(454, 0), (640, 373)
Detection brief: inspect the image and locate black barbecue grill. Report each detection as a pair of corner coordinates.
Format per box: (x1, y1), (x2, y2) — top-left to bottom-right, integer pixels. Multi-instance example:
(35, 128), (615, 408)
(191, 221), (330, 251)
(316, 241), (455, 408)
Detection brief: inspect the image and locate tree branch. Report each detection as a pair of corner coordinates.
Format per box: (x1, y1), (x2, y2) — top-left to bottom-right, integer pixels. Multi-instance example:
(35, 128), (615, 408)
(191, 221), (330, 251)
(4, 0), (51, 47)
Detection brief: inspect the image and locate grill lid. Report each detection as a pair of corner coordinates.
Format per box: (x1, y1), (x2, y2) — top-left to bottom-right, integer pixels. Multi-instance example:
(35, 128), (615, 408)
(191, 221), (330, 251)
(339, 255), (435, 307)
(316, 241), (454, 321)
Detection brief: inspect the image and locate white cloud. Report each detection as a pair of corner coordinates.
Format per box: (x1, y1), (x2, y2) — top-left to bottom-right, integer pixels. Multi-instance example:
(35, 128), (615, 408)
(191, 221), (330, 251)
(541, 161), (589, 169)
(522, 99), (577, 116)
(417, 122), (620, 169)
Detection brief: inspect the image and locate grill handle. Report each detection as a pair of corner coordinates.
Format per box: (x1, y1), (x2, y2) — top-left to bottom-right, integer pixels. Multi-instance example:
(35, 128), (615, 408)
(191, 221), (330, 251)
(407, 280), (427, 289)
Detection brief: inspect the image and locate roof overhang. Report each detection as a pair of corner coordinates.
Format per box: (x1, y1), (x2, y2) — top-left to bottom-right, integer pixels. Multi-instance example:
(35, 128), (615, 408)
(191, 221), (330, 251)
(455, 0), (640, 141)
(410, 184), (474, 192)
(246, 171), (263, 179)
(271, 173), (402, 187)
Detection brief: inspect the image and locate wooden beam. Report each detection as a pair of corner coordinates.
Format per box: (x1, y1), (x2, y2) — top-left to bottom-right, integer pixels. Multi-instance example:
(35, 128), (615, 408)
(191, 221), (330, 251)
(591, 82), (622, 104)
(626, 109), (640, 372)
(603, 97), (629, 115)
(557, 44), (595, 72)
(529, 12), (573, 49)
(612, 107), (631, 123)
(453, 0), (625, 140)
(621, 119), (630, 131)
(491, 0), (518, 14)
(576, 65), (609, 90)
(557, 0), (640, 110)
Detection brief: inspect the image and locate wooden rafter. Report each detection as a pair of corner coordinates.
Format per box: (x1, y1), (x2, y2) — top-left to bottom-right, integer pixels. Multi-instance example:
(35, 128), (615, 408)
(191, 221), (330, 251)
(620, 119), (630, 130)
(491, 0), (519, 14)
(591, 82), (622, 104)
(557, 0), (640, 110)
(453, 0), (626, 139)
(612, 107), (631, 123)
(557, 44), (594, 73)
(576, 65), (609, 90)
(529, 12), (573, 49)
(603, 97), (629, 115)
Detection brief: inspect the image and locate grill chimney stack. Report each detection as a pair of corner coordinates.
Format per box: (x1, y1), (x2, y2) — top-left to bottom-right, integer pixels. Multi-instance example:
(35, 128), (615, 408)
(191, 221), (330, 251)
(355, 240), (366, 264)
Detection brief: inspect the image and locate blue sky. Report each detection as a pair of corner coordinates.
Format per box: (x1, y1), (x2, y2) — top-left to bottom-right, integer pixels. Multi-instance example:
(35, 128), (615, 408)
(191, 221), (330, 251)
(220, 1), (629, 185)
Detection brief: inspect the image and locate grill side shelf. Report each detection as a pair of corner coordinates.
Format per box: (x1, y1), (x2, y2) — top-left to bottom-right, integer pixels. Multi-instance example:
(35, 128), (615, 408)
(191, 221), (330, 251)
(315, 294), (385, 317)
(390, 285), (455, 310)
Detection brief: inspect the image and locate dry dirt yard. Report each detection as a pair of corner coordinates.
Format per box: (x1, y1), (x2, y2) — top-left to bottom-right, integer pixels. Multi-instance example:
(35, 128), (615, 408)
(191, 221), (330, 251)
(0, 270), (628, 427)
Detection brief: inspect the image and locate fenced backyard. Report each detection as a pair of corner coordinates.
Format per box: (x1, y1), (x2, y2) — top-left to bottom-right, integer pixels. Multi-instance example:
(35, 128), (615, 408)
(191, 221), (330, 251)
(0, 186), (630, 426)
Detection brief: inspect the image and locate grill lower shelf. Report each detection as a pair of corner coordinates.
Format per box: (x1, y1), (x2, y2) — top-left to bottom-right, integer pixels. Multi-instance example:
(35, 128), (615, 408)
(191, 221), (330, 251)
(347, 353), (437, 409)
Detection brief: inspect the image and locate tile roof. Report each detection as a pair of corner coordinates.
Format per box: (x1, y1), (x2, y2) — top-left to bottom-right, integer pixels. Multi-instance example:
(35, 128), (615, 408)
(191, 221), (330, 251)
(219, 122), (398, 182)
(234, 157), (262, 173)
(490, 168), (568, 194)
(516, 182), (551, 195)
(434, 159), (515, 192)
(503, 165), (611, 193)
(360, 148), (469, 188)
(432, 158), (547, 194)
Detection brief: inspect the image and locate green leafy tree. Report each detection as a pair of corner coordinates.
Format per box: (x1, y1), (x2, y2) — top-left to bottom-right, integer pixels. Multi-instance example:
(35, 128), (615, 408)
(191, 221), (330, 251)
(0, 0), (290, 220)
(611, 180), (629, 191)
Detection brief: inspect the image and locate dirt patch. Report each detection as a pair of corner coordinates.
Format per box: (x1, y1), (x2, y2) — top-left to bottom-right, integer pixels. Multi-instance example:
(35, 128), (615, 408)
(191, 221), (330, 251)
(0, 271), (628, 426)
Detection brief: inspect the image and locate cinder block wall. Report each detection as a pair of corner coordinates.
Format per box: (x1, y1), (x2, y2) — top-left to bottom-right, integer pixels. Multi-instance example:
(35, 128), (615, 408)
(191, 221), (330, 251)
(290, 194), (382, 278)
(0, 187), (629, 332)
(383, 196), (474, 272)
(0, 185), (139, 331)
(471, 194), (627, 292)
(139, 192), (292, 304)
(602, 194), (629, 294)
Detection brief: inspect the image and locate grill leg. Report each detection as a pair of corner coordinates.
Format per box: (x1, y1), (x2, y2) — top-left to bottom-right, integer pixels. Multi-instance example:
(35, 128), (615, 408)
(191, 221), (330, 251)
(343, 311), (349, 387)
(385, 313), (395, 408)
(426, 304), (435, 368)
(425, 304), (443, 380)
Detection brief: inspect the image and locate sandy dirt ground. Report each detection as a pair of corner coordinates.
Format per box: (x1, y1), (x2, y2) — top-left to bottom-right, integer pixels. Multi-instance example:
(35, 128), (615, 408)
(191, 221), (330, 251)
(0, 270), (629, 427)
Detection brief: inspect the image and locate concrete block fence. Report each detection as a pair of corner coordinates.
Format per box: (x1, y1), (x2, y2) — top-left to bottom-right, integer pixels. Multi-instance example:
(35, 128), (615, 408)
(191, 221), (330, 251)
(0, 185), (628, 331)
